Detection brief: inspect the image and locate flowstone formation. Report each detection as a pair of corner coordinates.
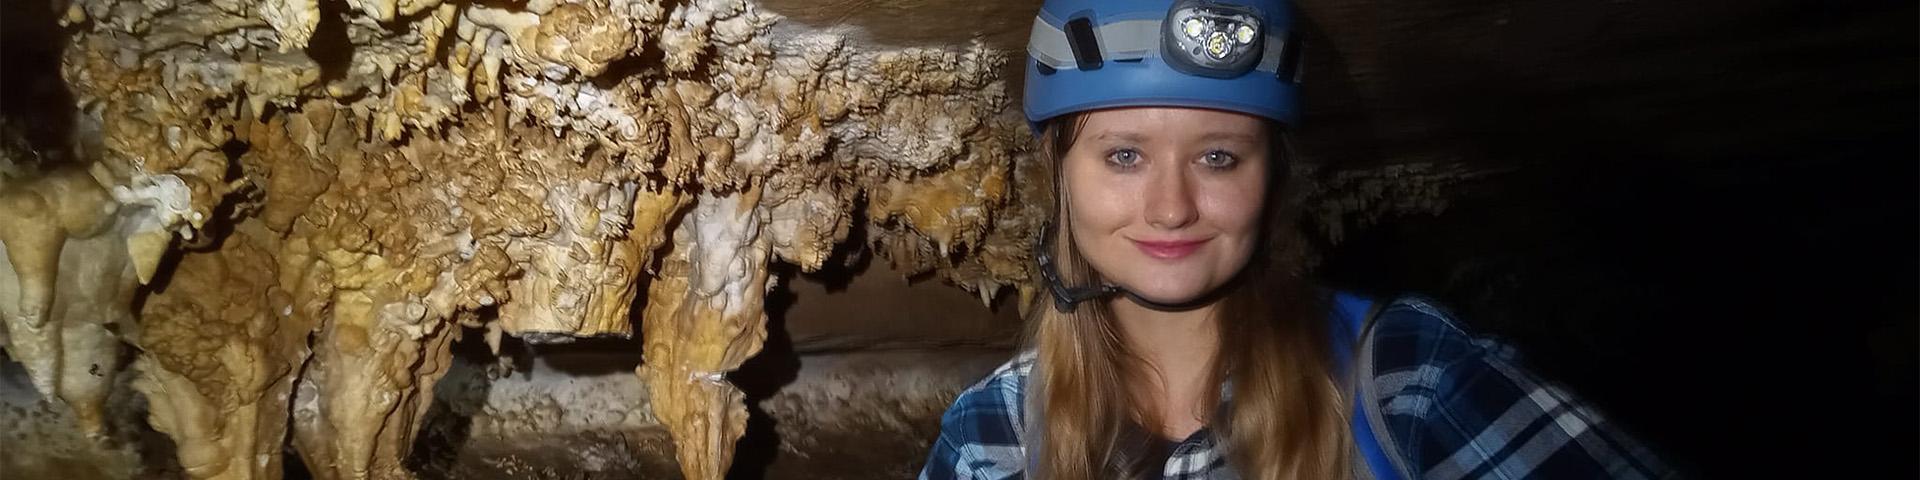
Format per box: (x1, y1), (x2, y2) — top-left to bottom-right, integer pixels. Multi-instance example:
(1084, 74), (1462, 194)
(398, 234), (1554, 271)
(3, 0), (1040, 478)
(136, 227), (310, 480)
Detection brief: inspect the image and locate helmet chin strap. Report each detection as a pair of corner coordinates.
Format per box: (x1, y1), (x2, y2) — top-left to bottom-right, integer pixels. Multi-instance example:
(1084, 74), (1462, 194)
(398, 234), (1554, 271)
(1036, 243), (1122, 313)
(1123, 285), (1231, 312)
(1034, 222), (1237, 314)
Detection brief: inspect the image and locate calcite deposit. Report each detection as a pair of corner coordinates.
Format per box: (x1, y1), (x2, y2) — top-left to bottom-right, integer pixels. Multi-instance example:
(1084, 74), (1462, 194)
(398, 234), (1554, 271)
(136, 227), (309, 480)
(5, 0), (1039, 478)
(0, 166), (136, 438)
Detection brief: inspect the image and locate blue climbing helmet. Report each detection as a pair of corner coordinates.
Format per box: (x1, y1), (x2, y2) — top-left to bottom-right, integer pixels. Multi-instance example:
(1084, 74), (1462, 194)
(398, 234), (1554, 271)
(1023, 0), (1305, 130)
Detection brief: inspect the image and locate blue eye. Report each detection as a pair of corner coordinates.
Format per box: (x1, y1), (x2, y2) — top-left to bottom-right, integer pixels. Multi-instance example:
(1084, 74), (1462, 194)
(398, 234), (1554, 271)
(1201, 150), (1238, 169)
(1107, 148), (1142, 168)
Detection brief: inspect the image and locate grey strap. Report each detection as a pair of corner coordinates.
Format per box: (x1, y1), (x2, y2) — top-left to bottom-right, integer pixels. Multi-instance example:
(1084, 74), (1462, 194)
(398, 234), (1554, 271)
(1028, 17), (1291, 73)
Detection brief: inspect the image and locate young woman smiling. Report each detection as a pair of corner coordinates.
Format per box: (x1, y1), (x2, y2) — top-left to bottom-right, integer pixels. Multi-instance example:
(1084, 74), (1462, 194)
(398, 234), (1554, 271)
(920, 0), (1673, 479)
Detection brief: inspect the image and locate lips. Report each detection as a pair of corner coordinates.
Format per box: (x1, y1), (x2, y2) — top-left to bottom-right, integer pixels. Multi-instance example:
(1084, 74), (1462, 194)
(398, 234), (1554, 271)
(1131, 238), (1211, 259)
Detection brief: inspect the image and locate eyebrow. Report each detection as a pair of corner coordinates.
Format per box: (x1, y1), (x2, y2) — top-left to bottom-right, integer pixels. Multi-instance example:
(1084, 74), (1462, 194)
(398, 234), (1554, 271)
(1090, 131), (1149, 143)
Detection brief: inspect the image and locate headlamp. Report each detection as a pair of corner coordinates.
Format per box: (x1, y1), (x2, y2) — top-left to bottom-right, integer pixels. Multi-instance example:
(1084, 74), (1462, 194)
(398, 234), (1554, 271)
(1162, 0), (1265, 77)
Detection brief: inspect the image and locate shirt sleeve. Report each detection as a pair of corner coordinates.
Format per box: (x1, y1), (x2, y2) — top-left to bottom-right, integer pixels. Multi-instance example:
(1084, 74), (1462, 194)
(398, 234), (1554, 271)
(1367, 296), (1676, 480)
(921, 424), (966, 480)
(920, 363), (1030, 480)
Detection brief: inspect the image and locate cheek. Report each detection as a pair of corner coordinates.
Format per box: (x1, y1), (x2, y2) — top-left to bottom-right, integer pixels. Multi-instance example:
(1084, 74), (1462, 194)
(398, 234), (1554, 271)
(1201, 173), (1269, 235)
(1214, 196), (1265, 235)
(1199, 174), (1269, 273)
(1062, 163), (1134, 233)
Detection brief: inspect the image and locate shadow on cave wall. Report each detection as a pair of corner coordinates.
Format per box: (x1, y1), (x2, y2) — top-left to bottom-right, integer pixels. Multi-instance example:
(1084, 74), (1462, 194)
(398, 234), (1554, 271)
(0, 0), (77, 170)
(724, 261), (807, 480)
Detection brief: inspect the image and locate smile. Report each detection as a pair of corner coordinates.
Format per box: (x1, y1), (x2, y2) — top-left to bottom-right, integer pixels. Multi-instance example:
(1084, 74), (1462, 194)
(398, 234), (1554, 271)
(1130, 238), (1212, 260)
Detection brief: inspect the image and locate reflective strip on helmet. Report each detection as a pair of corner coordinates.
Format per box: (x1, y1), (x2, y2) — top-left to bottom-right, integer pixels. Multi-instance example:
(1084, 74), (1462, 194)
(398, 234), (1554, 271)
(1029, 17), (1076, 69)
(1102, 20), (1160, 59)
(1029, 16), (1289, 74)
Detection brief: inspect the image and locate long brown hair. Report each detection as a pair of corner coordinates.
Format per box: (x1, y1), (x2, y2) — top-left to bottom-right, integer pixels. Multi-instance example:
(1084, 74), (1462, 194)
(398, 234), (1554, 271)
(1024, 111), (1350, 479)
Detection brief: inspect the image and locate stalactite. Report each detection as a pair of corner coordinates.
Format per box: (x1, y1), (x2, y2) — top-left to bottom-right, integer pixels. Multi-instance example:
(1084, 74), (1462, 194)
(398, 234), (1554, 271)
(638, 188), (773, 479)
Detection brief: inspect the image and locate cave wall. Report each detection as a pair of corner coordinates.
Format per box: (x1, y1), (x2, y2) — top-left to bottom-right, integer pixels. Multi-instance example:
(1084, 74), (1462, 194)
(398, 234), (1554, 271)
(0, 263), (1017, 480)
(3, 0), (1047, 478)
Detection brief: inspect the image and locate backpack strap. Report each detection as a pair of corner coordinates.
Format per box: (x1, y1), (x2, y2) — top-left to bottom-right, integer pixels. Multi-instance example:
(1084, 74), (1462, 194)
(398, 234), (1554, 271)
(1330, 292), (1411, 480)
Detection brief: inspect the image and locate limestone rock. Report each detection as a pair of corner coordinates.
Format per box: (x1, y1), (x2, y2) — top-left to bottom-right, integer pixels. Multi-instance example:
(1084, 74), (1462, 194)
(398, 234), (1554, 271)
(39, 0), (1043, 478)
(135, 226), (309, 480)
(638, 188), (772, 479)
(0, 166), (138, 437)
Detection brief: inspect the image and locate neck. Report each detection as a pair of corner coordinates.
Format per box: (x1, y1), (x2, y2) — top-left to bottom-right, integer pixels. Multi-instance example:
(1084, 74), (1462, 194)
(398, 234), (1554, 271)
(1110, 296), (1223, 438)
(1111, 298), (1221, 368)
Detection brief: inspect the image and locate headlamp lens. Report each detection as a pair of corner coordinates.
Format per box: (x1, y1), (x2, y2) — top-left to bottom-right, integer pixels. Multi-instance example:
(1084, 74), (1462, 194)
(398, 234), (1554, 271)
(1206, 31), (1231, 59)
(1163, 2), (1265, 77)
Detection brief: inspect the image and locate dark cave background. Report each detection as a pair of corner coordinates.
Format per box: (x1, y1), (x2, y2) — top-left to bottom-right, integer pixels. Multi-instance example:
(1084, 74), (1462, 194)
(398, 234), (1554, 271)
(3, 0), (1916, 477)
(1293, 0), (1918, 477)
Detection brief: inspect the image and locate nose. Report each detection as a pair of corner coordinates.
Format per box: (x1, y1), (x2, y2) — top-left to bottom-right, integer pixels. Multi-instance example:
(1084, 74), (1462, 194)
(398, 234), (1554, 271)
(1143, 164), (1199, 230)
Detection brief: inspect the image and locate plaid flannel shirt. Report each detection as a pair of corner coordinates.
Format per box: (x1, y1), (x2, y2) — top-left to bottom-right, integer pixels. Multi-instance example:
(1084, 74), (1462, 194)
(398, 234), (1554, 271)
(919, 296), (1674, 479)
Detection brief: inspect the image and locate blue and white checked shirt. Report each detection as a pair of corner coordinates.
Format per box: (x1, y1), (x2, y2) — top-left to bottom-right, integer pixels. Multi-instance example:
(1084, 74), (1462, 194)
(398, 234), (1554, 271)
(920, 295), (1674, 479)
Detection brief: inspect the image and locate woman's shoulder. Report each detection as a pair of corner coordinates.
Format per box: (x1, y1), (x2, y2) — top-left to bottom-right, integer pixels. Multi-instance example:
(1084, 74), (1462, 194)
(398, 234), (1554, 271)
(939, 350), (1035, 429)
(1366, 294), (1523, 371)
(1361, 295), (1676, 478)
(920, 351), (1034, 480)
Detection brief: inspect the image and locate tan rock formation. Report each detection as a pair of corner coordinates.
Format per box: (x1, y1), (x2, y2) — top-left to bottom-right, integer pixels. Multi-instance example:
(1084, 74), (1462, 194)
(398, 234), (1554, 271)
(0, 167), (136, 437)
(135, 226), (309, 480)
(31, 1), (1041, 479)
(639, 188), (773, 479)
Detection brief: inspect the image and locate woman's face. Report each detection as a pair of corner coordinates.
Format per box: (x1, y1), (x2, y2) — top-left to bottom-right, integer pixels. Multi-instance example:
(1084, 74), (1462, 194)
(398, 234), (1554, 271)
(1062, 107), (1271, 306)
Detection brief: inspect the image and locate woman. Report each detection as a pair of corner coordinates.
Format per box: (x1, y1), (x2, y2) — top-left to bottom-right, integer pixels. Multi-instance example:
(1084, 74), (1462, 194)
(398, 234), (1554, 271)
(920, 0), (1672, 478)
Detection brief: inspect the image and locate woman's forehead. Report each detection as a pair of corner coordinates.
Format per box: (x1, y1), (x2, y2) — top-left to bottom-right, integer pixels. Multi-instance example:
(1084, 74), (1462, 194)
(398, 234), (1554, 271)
(1076, 107), (1269, 143)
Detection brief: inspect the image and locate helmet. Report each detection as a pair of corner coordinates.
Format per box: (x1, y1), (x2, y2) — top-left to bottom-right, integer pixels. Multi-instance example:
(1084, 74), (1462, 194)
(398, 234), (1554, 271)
(1025, 0), (1303, 313)
(1023, 0), (1304, 130)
